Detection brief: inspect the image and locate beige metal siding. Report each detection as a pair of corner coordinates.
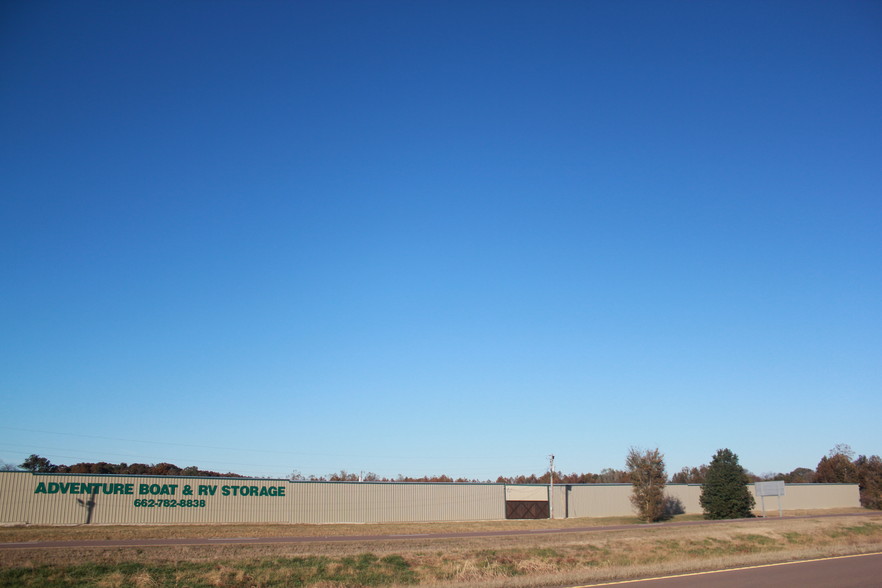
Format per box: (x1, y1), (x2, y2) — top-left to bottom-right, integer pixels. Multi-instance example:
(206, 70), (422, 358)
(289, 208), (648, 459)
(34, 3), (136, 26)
(0, 473), (862, 525)
(563, 484), (860, 518)
(505, 485), (549, 501)
(3, 474), (505, 525)
(552, 485), (566, 518)
(664, 484), (702, 514)
(750, 483), (860, 511)
(3, 473), (292, 525)
(291, 482), (504, 523)
(565, 484), (634, 518)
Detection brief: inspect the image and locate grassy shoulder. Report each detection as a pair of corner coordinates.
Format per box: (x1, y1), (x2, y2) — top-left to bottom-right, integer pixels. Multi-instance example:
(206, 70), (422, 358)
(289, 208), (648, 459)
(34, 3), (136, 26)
(1, 510), (880, 587)
(0, 514), (694, 543)
(0, 509), (864, 543)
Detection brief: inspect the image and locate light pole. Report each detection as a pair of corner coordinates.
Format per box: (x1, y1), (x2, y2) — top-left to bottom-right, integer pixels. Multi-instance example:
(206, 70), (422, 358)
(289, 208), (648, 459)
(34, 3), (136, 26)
(548, 454), (555, 519)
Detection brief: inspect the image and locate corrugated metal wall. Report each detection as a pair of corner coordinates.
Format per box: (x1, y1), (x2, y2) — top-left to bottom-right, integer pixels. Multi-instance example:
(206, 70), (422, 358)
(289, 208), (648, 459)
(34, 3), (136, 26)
(564, 484), (633, 518)
(505, 485), (548, 501)
(0, 472), (861, 526)
(1, 473), (294, 525)
(665, 484), (702, 514)
(0, 473), (505, 525)
(291, 481), (504, 523)
(556, 483), (859, 519)
(750, 483), (859, 511)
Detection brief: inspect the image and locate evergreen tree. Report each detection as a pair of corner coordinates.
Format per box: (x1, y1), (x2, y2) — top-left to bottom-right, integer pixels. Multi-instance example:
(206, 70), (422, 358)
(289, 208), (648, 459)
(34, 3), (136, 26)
(699, 448), (755, 519)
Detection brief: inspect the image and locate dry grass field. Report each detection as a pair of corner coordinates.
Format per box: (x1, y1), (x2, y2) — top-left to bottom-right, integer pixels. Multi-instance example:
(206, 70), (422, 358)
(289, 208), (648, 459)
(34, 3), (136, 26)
(2, 510), (881, 587)
(0, 514), (652, 543)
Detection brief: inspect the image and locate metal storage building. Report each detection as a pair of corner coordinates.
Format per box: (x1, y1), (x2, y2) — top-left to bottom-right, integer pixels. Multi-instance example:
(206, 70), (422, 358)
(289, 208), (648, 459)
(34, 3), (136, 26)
(0, 472), (861, 526)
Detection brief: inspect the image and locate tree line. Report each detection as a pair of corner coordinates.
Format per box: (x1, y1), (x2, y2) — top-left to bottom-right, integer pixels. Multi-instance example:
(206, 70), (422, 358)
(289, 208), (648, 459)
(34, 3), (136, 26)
(12, 455), (242, 478)
(9, 443), (880, 511)
(630, 444), (882, 521)
(668, 444), (881, 511)
(291, 469), (632, 484)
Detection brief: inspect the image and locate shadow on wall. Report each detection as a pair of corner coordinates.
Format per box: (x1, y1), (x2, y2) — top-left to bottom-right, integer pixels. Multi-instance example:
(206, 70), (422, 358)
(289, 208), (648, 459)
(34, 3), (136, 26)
(663, 495), (685, 519)
(76, 490), (98, 524)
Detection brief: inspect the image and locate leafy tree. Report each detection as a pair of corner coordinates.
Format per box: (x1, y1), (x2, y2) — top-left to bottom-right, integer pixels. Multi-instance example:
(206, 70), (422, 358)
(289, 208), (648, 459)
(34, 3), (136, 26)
(699, 449), (755, 519)
(854, 455), (882, 510)
(20, 454), (57, 473)
(151, 462), (182, 476)
(16, 455), (243, 478)
(815, 446), (858, 483)
(782, 467), (816, 483)
(395, 474), (455, 483)
(126, 463), (152, 475)
(626, 447), (667, 522)
(759, 467), (815, 483)
(537, 471), (560, 484)
(562, 472), (601, 484)
(597, 468), (630, 483)
(495, 473), (541, 484)
(671, 465), (708, 484)
(814, 445), (881, 510)
(68, 462), (119, 474)
(494, 469), (631, 484)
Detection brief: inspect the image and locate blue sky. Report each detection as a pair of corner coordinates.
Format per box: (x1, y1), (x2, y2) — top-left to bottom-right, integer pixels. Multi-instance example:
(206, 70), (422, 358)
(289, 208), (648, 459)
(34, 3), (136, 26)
(2, 1), (880, 480)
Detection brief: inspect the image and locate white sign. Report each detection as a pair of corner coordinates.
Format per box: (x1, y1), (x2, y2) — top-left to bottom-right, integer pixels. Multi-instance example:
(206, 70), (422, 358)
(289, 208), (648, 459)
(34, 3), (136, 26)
(755, 481), (785, 497)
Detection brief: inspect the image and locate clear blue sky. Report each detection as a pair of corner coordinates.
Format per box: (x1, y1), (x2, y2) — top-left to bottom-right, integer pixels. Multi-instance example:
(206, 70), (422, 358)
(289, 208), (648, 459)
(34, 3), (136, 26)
(2, 1), (880, 480)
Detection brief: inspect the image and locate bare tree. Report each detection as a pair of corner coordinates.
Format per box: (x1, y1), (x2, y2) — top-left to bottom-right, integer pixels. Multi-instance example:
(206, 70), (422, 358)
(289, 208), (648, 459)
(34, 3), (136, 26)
(0, 460), (19, 471)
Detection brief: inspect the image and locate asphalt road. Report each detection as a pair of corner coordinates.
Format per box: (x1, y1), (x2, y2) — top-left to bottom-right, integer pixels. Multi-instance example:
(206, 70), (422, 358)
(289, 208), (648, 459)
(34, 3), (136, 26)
(573, 553), (882, 588)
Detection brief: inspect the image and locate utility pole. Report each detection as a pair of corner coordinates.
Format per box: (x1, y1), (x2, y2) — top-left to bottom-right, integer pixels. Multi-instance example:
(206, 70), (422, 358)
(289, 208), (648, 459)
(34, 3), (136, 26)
(548, 454), (555, 520)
